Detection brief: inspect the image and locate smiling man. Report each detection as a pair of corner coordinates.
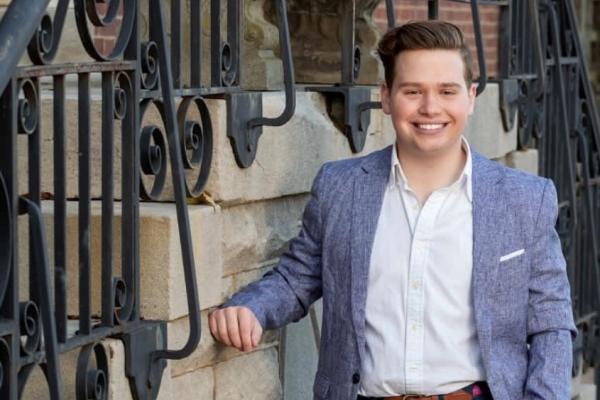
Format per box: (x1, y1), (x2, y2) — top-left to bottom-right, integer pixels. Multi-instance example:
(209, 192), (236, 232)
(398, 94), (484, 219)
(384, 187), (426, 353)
(209, 21), (576, 400)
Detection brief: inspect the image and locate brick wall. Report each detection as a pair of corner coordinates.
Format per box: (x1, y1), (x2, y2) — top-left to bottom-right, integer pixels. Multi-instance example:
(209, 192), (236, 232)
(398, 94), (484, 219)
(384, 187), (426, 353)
(372, 0), (501, 79)
(93, 2), (124, 57)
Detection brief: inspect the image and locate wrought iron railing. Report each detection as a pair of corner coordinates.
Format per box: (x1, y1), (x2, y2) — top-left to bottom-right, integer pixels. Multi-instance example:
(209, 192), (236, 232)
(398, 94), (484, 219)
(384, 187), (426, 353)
(0, 0), (295, 398)
(0, 0), (599, 399)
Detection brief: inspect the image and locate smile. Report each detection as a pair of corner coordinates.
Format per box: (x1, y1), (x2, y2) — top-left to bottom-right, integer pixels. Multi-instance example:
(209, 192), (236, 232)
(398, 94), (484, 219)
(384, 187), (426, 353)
(412, 123), (448, 131)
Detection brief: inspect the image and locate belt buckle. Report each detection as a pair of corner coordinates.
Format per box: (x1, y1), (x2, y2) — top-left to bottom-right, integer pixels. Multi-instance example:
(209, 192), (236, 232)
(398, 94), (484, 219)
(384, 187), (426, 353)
(401, 395), (421, 400)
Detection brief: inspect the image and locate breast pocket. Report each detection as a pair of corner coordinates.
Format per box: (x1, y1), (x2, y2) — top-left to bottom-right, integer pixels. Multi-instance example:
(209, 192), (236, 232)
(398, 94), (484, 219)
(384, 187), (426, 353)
(493, 247), (529, 328)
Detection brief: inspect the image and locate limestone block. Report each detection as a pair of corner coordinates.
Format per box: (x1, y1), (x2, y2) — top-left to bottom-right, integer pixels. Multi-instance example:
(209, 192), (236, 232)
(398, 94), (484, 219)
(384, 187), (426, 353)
(169, 309), (279, 377)
(205, 90), (395, 204)
(572, 384), (596, 400)
(170, 367), (214, 400)
(18, 201), (223, 322)
(221, 194), (309, 276)
(214, 348), (283, 400)
(19, 89), (117, 200)
(20, 337), (171, 400)
(463, 83), (518, 159)
(505, 149), (539, 176)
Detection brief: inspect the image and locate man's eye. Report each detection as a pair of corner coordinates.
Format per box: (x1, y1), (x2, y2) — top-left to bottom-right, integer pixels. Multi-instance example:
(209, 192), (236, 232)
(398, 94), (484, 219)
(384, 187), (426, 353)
(441, 90), (457, 95)
(404, 90), (420, 95)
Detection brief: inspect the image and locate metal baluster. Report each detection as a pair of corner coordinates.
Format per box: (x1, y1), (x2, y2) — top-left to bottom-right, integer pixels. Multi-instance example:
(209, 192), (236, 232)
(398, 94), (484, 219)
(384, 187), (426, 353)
(191, 0), (202, 87)
(53, 75), (67, 343)
(78, 73), (91, 336)
(101, 71), (115, 327)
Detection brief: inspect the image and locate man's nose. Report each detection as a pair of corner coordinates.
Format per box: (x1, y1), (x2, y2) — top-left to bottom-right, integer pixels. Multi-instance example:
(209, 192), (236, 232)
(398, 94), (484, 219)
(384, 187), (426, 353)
(418, 93), (442, 115)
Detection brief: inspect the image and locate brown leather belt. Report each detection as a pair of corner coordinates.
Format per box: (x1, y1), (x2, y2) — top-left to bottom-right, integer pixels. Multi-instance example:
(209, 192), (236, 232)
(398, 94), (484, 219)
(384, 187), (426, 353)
(379, 392), (471, 400)
(358, 382), (489, 400)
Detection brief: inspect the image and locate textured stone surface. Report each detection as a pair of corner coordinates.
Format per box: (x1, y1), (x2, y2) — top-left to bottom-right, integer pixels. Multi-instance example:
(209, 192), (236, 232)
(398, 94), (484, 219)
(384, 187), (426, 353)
(19, 337), (168, 400)
(463, 83), (518, 159)
(19, 201), (223, 321)
(170, 367), (215, 400)
(205, 90), (395, 204)
(214, 348), (283, 400)
(221, 194), (309, 276)
(505, 149), (539, 176)
(18, 91), (110, 199)
(169, 309), (280, 377)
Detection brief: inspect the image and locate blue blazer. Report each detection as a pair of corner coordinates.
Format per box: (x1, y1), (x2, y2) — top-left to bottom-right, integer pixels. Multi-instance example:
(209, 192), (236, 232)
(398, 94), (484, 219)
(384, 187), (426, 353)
(226, 146), (577, 400)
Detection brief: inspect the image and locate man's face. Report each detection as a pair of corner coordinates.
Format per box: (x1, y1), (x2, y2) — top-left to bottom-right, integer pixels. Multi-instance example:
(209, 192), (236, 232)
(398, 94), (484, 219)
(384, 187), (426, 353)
(381, 49), (476, 158)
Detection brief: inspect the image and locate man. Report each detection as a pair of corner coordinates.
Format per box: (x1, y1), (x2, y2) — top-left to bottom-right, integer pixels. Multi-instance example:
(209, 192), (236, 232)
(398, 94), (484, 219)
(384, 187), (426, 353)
(209, 21), (577, 400)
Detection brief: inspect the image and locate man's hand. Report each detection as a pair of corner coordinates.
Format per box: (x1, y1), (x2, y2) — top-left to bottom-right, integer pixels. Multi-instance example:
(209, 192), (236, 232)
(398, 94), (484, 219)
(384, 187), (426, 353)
(208, 306), (263, 352)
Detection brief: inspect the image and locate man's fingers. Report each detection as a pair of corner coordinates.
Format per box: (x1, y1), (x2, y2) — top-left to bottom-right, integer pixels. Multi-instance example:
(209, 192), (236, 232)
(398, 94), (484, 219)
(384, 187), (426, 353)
(208, 311), (218, 341)
(251, 321), (263, 347)
(225, 308), (242, 349)
(209, 307), (261, 352)
(216, 310), (232, 346)
(238, 309), (254, 352)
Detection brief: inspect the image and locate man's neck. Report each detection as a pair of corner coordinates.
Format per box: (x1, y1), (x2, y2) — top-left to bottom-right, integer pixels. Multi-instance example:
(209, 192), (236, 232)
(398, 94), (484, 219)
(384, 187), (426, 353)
(396, 140), (467, 204)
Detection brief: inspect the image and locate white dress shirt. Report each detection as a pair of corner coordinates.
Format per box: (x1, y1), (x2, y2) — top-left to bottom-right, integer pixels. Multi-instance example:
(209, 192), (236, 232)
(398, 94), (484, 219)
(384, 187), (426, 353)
(358, 138), (485, 396)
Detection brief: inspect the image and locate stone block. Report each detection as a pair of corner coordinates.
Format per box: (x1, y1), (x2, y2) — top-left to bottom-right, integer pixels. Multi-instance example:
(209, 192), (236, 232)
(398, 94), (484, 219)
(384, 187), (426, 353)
(20, 336), (171, 400)
(169, 309), (280, 377)
(170, 367), (214, 400)
(205, 90), (395, 204)
(18, 201), (223, 322)
(18, 89), (110, 200)
(214, 348), (283, 400)
(463, 83), (518, 159)
(221, 194), (309, 276)
(505, 149), (539, 176)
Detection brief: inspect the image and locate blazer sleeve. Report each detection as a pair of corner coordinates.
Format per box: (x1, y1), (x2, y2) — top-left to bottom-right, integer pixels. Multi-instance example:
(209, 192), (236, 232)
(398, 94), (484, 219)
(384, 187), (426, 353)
(222, 165), (328, 330)
(524, 179), (577, 399)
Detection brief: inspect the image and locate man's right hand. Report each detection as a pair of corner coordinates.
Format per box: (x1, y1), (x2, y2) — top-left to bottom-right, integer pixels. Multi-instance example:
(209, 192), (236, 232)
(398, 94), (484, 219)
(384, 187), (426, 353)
(208, 306), (263, 352)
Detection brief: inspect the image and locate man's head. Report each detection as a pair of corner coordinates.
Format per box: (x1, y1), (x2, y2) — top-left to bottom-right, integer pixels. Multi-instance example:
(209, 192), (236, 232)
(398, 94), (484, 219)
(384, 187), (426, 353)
(377, 21), (477, 160)
(378, 20), (474, 88)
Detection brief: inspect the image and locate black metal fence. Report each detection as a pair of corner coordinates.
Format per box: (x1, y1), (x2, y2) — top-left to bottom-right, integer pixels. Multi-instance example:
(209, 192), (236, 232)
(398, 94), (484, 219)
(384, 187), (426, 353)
(0, 0), (599, 399)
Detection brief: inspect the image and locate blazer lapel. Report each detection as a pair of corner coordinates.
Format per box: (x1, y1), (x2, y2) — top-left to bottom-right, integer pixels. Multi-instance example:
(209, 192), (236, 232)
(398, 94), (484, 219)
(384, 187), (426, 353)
(350, 146), (392, 361)
(471, 151), (505, 371)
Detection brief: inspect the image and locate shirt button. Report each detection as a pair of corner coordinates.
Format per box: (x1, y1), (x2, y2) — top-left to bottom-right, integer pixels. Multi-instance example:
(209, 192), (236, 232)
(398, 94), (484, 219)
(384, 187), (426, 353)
(411, 281), (421, 290)
(352, 373), (361, 384)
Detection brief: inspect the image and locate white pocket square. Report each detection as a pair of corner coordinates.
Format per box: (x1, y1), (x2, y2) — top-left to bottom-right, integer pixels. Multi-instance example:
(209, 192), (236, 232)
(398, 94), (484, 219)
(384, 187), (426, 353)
(499, 249), (525, 262)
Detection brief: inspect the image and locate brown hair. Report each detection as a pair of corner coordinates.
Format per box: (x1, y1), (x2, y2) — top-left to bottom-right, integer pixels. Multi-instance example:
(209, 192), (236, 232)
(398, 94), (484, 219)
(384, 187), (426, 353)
(377, 20), (474, 88)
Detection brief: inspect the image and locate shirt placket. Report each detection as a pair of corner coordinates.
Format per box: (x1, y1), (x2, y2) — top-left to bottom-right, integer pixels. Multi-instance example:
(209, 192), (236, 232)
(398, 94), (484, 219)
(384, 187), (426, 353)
(404, 191), (445, 394)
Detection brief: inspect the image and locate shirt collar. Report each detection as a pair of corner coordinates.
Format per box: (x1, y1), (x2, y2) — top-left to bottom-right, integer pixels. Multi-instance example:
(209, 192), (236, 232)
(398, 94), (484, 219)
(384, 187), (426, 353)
(390, 136), (473, 202)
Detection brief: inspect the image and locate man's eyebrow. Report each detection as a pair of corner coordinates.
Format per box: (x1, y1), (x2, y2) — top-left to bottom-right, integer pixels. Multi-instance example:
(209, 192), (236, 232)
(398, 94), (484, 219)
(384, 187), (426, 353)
(439, 82), (462, 88)
(395, 82), (463, 88)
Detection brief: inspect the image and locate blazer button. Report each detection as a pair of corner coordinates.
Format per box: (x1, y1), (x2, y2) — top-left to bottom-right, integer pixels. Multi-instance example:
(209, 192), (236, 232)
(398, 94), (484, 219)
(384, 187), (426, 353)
(352, 373), (360, 384)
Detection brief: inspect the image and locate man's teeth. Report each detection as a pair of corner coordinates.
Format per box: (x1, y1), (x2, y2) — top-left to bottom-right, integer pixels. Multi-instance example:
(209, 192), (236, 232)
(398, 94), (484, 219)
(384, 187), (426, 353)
(416, 123), (445, 130)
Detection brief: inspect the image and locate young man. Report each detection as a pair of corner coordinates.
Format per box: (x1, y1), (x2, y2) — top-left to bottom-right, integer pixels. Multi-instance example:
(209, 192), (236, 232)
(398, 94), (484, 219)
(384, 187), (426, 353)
(209, 21), (577, 400)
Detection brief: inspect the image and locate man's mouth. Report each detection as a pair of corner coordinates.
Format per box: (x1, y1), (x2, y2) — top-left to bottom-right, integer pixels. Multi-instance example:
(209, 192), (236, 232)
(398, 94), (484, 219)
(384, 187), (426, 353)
(412, 122), (448, 131)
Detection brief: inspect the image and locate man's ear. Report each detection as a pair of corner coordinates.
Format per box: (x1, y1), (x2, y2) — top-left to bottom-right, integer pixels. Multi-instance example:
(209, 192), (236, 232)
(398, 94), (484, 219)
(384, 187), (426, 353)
(467, 83), (477, 115)
(380, 82), (391, 115)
